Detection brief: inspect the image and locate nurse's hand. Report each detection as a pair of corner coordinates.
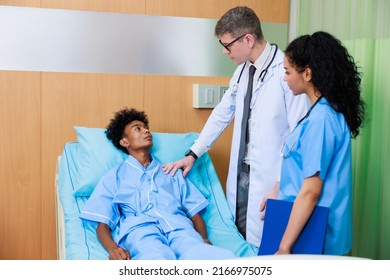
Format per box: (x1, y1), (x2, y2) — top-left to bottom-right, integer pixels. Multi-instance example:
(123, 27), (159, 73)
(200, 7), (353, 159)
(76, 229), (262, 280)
(162, 156), (195, 177)
(275, 248), (291, 255)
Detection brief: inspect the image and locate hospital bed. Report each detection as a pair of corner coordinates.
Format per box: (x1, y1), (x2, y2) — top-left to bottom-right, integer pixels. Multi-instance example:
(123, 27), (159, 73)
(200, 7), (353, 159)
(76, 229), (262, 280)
(55, 127), (258, 259)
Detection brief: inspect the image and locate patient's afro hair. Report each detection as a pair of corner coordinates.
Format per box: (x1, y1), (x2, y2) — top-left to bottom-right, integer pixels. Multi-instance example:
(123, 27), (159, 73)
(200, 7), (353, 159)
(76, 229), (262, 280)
(105, 107), (149, 154)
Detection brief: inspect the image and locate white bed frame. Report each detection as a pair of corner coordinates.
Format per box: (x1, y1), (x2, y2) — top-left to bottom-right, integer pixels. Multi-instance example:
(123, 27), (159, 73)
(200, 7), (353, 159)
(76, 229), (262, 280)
(55, 157), (66, 260)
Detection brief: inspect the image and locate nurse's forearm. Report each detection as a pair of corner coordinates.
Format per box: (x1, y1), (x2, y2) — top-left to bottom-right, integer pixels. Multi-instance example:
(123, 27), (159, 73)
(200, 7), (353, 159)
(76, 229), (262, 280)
(278, 176), (322, 253)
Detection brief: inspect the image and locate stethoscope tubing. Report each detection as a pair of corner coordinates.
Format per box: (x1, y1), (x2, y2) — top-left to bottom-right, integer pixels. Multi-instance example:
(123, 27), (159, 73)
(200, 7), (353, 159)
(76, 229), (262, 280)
(236, 43), (278, 84)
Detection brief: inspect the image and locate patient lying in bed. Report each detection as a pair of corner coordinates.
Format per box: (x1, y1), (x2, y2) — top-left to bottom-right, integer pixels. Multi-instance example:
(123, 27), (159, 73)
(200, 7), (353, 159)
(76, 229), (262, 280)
(80, 108), (236, 260)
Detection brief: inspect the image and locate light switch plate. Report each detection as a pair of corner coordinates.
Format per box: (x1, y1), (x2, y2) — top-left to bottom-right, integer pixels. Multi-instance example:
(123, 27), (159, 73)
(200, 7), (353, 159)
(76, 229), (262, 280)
(193, 84), (228, 108)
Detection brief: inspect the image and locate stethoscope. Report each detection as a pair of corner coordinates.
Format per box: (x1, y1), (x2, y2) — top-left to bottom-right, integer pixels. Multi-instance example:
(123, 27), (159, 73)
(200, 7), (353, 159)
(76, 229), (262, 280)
(229, 43), (278, 111)
(281, 96), (323, 158)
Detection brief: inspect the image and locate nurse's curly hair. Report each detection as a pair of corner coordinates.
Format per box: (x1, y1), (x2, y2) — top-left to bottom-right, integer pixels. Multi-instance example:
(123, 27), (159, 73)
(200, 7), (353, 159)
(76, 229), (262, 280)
(285, 31), (365, 138)
(105, 107), (149, 154)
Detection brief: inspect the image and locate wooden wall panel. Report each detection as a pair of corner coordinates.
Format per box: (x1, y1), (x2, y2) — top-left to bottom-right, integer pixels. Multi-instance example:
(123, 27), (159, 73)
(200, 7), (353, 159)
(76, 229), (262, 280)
(240, 0), (289, 23)
(145, 0), (239, 19)
(2, 0), (289, 23)
(0, 71), (42, 259)
(41, 0), (146, 14)
(144, 75), (233, 186)
(42, 72), (144, 132)
(0, 0), (40, 7)
(145, 0), (289, 22)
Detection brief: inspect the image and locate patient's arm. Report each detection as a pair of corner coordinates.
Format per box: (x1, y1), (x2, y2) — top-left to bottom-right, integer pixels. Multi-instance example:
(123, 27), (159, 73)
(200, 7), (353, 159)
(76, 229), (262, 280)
(97, 222), (130, 260)
(191, 213), (212, 245)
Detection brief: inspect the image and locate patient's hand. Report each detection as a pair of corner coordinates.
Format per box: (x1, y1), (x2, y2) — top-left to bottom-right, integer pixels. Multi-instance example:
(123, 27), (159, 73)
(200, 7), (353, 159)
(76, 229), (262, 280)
(109, 247), (130, 260)
(162, 156), (195, 177)
(204, 239), (213, 245)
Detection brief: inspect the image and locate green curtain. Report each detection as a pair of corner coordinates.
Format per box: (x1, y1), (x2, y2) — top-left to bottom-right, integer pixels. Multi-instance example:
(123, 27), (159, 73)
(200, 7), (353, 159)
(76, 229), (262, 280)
(292, 0), (390, 259)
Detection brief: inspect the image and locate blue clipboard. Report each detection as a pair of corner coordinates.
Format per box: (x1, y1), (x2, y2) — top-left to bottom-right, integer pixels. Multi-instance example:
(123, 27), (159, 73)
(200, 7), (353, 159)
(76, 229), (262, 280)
(258, 199), (329, 255)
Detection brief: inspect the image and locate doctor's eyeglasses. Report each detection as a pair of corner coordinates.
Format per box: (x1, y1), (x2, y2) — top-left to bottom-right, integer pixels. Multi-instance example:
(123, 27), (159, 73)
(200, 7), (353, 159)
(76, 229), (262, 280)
(219, 34), (246, 52)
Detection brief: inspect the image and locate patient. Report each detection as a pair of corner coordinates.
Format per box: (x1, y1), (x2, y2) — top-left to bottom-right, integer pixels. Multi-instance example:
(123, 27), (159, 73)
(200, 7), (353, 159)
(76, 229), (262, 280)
(80, 107), (236, 260)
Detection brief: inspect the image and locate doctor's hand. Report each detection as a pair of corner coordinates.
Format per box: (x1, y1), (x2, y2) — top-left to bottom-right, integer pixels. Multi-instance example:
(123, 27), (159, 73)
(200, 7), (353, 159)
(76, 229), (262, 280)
(259, 181), (280, 220)
(162, 156), (195, 177)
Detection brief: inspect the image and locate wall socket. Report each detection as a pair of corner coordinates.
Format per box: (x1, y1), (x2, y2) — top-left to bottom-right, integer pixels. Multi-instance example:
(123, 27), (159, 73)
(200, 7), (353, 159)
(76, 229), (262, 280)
(193, 84), (229, 108)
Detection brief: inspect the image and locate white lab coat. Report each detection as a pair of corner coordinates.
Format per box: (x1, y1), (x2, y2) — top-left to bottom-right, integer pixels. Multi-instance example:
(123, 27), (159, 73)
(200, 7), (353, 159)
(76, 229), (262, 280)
(190, 47), (309, 247)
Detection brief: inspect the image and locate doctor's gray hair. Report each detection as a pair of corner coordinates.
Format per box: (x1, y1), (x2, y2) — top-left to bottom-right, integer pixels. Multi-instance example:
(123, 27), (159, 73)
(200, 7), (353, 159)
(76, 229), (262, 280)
(215, 6), (264, 41)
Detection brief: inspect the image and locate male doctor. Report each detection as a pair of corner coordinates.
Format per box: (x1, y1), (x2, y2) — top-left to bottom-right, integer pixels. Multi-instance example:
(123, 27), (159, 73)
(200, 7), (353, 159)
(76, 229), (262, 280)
(163, 6), (309, 247)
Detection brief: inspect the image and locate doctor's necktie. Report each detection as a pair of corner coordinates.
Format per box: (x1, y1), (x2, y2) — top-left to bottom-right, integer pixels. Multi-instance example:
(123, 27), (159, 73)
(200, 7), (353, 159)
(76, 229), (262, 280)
(238, 65), (256, 169)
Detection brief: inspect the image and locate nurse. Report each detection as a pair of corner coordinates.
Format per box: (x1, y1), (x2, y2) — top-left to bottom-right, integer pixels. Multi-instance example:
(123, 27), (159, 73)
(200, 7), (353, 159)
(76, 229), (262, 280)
(163, 6), (309, 247)
(277, 31), (365, 255)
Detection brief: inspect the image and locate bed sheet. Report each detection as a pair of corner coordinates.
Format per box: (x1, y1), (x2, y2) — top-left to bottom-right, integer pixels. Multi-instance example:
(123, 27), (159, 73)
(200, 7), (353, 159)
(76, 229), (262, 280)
(56, 134), (258, 260)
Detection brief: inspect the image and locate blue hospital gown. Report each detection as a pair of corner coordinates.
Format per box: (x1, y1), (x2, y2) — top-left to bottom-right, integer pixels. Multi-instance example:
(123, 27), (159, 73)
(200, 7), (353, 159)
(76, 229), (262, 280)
(80, 154), (236, 259)
(279, 97), (352, 255)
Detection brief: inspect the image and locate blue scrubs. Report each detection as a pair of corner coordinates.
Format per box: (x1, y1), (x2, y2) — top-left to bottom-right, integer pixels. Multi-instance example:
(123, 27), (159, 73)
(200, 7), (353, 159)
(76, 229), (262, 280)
(279, 97), (352, 255)
(80, 155), (236, 260)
